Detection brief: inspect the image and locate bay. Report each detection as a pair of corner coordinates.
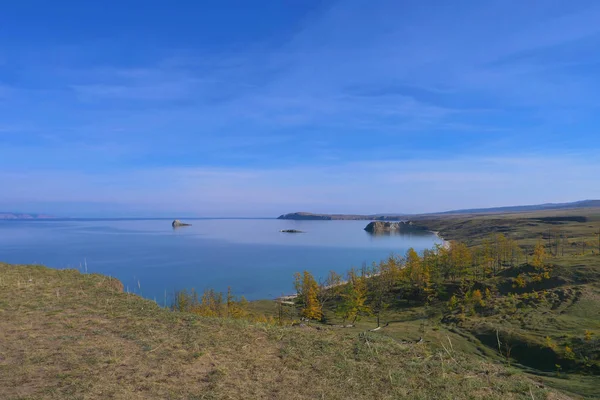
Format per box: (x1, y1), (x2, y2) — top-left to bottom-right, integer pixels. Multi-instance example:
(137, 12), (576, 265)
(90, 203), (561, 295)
(0, 218), (442, 301)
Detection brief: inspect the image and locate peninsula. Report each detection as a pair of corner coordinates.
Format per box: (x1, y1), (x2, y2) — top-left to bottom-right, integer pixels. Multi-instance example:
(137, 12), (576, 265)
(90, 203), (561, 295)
(277, 199), (600, 220)
(277, 212), (406, 221)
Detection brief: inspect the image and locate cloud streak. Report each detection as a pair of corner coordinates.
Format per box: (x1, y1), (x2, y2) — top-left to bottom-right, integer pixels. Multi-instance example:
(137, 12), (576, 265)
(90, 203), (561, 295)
(2, 153), (598, 216)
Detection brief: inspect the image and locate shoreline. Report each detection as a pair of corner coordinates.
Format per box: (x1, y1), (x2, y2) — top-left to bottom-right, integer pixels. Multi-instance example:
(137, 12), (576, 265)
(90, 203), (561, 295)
(431, 230), (450, 249)
(277, 230), (449, 303)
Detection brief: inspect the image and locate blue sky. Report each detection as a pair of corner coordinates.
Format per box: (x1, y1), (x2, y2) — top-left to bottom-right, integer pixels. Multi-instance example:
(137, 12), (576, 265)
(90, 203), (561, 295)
(1, 0), (600, 217)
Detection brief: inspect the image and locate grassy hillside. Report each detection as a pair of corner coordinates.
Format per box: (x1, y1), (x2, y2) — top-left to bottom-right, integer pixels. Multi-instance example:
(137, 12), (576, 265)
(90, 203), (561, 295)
(411, 207), (600, 246)
(0, 263), (565, 400)
(321, 208), (600, 399)
(435, 200), (600, 215)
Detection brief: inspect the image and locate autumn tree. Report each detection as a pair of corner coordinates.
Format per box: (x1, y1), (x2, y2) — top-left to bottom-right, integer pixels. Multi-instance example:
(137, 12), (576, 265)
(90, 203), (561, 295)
(171, 287), (251, 319)
(481, 238), (495, 277)
(530, 241), (551, 281)
(531, 241), (547, 269)
(400, 247), (437, 302)
(302, 281), (321, 321)
(434, 243), (450, 279)
(449, 241), (471, 280)
(513, 274), (527, 289)
(405, 248), (423, 285)
(369, 256), (400, 327)
(226, 287), (235, 317)
(293, 272), (302, 295)
(422, 248), (443, 289)
(447, 295), (459, 311)
(317, 270), (343, 319)
(471, 289), (484, 306)
(226, 287), (249, 318)
(336, 268), (370, 325)
(173, 288), (193, 312)
(495, 234), (508, 269)
(198, 288), (224, 317)
(294, 271), (322, 321)
(509, 239), (524, 267)
(401, 248), (422, 300)
(456, 279), (473, 315)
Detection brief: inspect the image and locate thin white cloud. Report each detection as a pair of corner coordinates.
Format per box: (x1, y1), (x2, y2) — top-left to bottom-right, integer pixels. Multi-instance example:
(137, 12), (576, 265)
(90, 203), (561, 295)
(1, 154), (598, 216)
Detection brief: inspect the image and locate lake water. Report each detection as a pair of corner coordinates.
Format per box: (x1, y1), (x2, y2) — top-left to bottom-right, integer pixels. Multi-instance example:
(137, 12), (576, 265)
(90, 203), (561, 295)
(0, 219), (442, 301)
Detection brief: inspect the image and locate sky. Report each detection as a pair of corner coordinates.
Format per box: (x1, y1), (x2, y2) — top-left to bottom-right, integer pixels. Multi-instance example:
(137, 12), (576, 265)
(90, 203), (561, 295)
(1, 0), (600, 217)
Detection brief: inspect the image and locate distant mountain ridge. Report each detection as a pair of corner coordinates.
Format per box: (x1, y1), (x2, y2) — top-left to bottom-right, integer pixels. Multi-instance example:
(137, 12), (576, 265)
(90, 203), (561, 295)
(0, 212), (55, 220)
(278, 200), (600, 220)
(436, 199), (600, 215)
(277, 212), (407, 221)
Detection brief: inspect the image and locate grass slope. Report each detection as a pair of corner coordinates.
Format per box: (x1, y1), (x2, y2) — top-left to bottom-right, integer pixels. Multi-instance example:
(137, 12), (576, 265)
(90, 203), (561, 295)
(392, 209), (600, 398)
(0, 263), (564, 400)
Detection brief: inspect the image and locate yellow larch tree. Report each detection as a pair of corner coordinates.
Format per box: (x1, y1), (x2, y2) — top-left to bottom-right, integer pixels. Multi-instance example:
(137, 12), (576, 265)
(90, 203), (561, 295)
(296, 270), (322, 321)
(336, 268), (370, 325)
(531, 241), (547, 269)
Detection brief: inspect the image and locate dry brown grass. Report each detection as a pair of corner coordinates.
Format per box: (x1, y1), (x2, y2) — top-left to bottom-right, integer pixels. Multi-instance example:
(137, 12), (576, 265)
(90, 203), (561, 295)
(0, 263), (564, 399)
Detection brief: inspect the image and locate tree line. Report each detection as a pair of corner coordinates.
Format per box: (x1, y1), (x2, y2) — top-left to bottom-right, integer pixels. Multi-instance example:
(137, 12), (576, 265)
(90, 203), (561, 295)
(293, 234), (552, 326)
(169, 233), (560, 326)
(172, 287), (274, 322)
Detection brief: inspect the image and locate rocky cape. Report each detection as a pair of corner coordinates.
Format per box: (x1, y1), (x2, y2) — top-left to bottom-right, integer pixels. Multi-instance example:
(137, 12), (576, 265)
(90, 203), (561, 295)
(364, 221), (426, 234)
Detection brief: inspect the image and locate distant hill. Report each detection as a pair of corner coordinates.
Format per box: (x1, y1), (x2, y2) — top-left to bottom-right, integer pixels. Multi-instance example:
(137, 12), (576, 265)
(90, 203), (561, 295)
(278, 200), (600, 220)
(0, 212), (55, 220)
(277, 212), (407, 221)
(436, 199), (600, 215)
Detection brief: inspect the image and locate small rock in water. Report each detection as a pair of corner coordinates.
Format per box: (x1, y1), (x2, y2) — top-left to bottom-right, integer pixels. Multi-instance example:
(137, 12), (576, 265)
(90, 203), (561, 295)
(172, 219), (192, 228)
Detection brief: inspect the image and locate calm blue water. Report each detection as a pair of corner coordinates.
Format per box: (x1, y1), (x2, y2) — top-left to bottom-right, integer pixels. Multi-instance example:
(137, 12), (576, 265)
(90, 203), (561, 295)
(0, 219), (442, 301)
